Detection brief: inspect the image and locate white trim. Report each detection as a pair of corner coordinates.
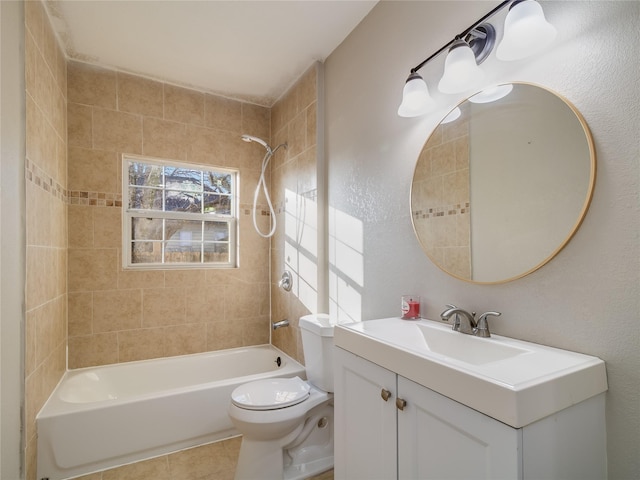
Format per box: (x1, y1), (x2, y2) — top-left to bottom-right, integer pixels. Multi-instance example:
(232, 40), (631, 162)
(122, 155), (239, 269)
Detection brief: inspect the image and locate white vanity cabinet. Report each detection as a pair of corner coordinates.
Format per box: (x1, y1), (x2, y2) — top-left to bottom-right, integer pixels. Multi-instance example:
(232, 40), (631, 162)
(334, 346), (607, 480)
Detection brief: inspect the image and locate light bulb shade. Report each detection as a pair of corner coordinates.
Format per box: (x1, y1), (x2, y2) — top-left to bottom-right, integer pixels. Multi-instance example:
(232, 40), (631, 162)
(468, 84), (514, 103)
(398, 72), (433, 117)
(441, 107), (462, 124)
(496, 0), (557, 61)
(438, 40), (484, 94)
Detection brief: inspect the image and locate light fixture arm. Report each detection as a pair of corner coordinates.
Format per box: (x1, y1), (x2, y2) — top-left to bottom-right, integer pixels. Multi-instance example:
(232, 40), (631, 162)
(408, 0), (511, 75)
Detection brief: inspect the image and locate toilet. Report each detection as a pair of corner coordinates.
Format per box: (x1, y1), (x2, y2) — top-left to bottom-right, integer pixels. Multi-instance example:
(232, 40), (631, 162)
(228, 314), (335, 480)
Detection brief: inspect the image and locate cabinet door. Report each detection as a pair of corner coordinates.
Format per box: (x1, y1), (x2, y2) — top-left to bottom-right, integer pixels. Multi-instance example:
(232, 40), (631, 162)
(334, 347), (397, 480)
(397, 376), (522, 480)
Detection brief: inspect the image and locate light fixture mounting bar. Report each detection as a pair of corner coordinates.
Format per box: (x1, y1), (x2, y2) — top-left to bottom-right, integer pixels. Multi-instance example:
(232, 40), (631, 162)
(409, 0), (511, 74)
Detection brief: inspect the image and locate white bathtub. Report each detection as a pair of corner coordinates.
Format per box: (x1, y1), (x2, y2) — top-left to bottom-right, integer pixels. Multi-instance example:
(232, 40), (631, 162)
(37, 345), (305, 480)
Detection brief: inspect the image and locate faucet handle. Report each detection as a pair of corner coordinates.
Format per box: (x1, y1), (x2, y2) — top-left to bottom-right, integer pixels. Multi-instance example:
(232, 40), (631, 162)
(475, 311), (501, 338)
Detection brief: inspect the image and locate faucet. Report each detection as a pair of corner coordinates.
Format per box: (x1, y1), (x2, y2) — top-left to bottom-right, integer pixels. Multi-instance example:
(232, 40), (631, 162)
(475, 311), (502, 337)
(440, 304), (476, 335)
(440, 305), (502, 338)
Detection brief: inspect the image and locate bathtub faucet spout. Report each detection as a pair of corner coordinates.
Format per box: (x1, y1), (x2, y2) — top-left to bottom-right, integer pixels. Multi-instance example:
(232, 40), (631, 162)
(272, 319), (289, 330)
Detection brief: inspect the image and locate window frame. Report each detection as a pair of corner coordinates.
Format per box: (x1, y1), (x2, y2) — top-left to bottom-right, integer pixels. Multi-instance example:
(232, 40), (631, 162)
(122, 154), (239, 270)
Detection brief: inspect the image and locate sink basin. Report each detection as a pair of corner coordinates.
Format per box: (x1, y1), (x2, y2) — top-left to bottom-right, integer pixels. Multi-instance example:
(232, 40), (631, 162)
(417, 323), (529, 365)
(334, 317), (607, 428)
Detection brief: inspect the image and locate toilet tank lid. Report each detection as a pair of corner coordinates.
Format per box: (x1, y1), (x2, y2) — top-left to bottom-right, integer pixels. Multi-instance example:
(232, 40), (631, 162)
(299, 314), (335, 337)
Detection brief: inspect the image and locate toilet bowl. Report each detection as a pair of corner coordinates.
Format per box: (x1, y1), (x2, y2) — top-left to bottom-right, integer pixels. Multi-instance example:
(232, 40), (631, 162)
(228, 314), (335, 480)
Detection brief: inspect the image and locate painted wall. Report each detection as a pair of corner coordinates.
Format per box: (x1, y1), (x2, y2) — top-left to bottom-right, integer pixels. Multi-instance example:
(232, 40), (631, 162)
(325, 1), (639, 478)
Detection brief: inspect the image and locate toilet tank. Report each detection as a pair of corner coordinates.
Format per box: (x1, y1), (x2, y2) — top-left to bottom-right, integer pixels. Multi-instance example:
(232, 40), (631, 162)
(299, 314), (335, 393)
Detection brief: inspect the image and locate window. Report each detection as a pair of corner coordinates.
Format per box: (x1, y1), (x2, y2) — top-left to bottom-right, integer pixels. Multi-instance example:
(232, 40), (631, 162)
(123, 155), (238, 269)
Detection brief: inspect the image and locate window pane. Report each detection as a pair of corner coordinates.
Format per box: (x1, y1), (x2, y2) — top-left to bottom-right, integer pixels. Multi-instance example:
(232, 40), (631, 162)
(132, 241), (162, 263)
(204, 172), (232, 193)
(124, 156), (238, 268)
(165, 190), (202, 213)
(129, 162), (163, 187)
(165, 242), (202, 263)
(204, 243), (229, 263)
(129, 187), (163, 210)
(204, 221), (229, 242)
(164, 167), (202, 192)
(166, 219), (203, 242)
(132, 217), (163, 241)
(204, 194), (231, 215)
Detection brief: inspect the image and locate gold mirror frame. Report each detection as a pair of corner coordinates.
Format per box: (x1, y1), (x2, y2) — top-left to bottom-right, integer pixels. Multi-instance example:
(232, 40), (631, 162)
(410, 83), (596, 284)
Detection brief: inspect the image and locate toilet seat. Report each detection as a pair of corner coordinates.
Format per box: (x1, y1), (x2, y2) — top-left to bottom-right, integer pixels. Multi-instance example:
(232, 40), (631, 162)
(231, 376), (310, 410)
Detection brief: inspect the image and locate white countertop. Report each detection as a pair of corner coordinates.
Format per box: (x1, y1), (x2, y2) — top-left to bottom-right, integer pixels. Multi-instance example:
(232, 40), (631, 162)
(334, 317), (607, 428)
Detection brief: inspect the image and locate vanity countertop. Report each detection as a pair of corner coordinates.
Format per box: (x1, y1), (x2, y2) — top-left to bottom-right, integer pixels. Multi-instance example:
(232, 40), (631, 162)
(334, 317), (607, 428)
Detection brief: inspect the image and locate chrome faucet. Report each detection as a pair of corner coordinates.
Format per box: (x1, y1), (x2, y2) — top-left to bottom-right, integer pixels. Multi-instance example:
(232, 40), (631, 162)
(475, 311), (502, 337)
(440, 304), (476, 335)
(440, 305), (502, 338)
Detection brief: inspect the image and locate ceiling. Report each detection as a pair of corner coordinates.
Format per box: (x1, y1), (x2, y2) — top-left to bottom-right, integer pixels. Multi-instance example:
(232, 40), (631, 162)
(45, 1), (378, 106)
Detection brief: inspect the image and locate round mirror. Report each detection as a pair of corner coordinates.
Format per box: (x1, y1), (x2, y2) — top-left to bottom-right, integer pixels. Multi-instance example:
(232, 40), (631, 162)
(411, 83), (596, 284)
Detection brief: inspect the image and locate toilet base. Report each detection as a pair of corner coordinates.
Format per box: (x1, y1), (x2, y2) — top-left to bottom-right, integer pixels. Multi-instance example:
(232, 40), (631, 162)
(284, 456), (334, 480)
(234, 399), (334, 480)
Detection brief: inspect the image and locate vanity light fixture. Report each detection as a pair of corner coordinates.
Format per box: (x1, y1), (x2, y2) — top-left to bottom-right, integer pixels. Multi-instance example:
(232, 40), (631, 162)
(397, 0), (556, 117)
(437, 39), (485, 94)
(468, 83), (514, 103)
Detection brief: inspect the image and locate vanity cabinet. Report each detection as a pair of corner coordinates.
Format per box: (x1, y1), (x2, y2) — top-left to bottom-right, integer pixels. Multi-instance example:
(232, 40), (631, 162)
(334, 347), (607, 480)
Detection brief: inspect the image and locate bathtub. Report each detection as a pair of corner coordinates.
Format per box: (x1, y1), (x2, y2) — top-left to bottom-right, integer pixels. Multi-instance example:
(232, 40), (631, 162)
(37, 345), (305, 480)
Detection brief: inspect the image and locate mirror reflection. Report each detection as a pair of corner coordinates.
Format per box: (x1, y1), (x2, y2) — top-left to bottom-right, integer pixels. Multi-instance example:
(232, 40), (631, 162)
(411, 83), (595, 284)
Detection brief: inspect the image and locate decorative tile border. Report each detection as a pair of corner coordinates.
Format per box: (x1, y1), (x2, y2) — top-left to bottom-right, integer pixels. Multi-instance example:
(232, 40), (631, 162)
(25, 158), (67, 203)
(26, 159), (316, 215)
(413, 202), (470, 220)
(68, 191), (123, 207)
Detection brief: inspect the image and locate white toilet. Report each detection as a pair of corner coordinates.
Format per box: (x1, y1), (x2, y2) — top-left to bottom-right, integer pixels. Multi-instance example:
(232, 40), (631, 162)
(228, 314), (335, 480)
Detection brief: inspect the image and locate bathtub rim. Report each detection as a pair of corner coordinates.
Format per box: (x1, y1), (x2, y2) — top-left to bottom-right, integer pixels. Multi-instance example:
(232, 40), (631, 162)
(37, 344), (306, 419)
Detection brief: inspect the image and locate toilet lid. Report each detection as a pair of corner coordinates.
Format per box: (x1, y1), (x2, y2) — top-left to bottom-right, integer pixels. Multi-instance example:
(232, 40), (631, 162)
(231, 376), (310, 410)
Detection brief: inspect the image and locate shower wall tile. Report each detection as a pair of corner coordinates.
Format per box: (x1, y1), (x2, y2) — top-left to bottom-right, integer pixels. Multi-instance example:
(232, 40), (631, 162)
(142, 288), (187, 327)
(92, 108), (143, 153)
(270, 63), (320, 364)
(67, 103), (93, 148)
(93, 289), (143, 333)
(142, 117), (188, 161)
(241, 103), (270, 140)
(93, 207), (121, 248)
(68, 332), (119, 367)
(186, 124), (226, 166)
(66, 62), (272, 369)
(118, 328), (166, 363)
(164, 84), (205, 125)
(68, 292), (93, 336)
(118, 72), (164, 117)
(163, 324), (208, 357)
(68, 62), (117, 109)
(205, 94), (242, 132)
(68, 147), (119, 193)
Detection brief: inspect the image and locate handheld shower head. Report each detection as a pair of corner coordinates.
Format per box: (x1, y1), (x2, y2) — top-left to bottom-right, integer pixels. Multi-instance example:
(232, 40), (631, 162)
(241, 134), (270, 151)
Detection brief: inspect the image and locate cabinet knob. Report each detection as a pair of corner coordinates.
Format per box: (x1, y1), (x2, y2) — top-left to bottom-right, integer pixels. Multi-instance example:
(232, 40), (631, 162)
(396, 398), (407, 411)
(380, 388), (392, 402)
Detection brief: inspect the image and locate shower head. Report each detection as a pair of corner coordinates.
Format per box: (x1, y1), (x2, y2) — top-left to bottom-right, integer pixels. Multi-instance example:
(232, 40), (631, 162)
(241, 134), (270, 151)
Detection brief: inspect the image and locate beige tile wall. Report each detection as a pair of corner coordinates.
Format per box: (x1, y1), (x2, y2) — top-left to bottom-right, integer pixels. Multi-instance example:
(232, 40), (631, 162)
(412, 105), (471, 279)
(24, 1), (68, 478)
(269, 65), (319, 363)
(67, 61), (273, 368)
